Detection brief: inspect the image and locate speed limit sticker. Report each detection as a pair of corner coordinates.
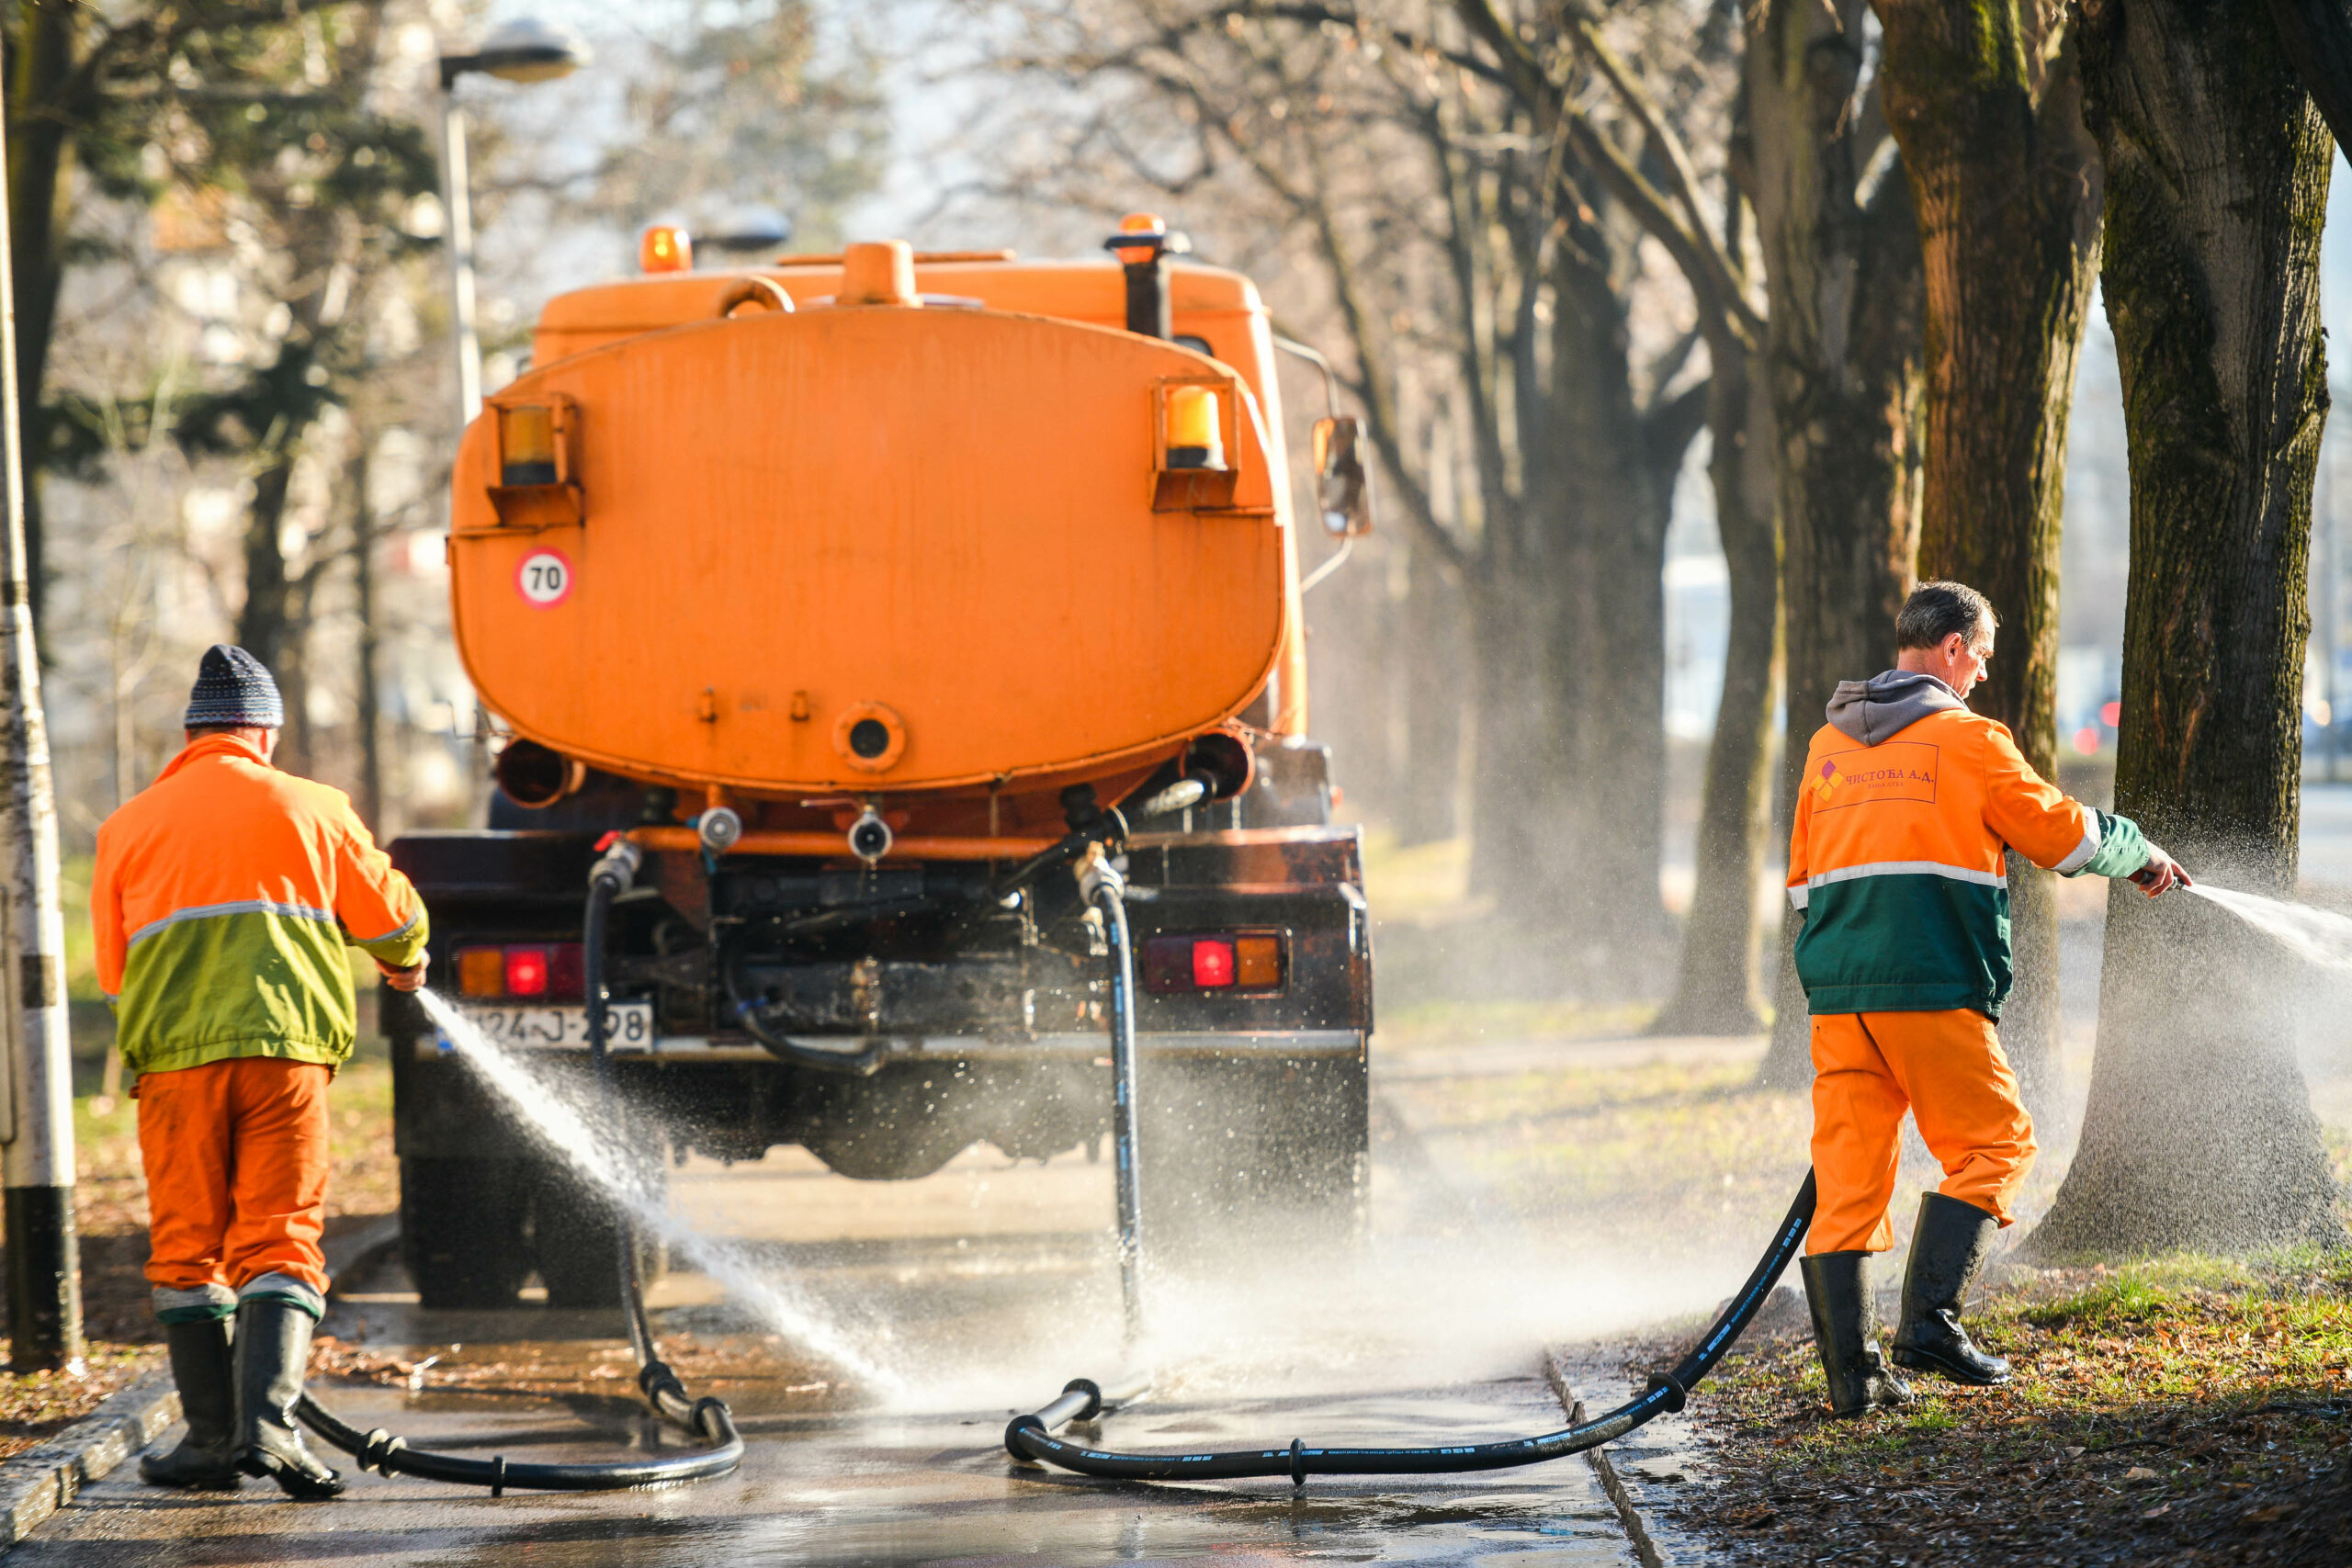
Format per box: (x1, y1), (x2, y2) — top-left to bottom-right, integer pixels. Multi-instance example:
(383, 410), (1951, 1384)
(516, 549), (573, 608)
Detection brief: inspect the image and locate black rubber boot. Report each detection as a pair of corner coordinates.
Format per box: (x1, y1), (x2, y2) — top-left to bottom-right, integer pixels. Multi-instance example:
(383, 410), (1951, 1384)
(233, 1300), (345, 1499)
(140, 1319), (241, 1489)
(1891, 1192), (2010, 1385)
(1801, 1250), (1912, 1416)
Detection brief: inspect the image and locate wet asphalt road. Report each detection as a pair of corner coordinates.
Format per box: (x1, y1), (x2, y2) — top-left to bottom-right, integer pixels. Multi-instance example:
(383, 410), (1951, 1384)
(16, 1036), (1755, 1566)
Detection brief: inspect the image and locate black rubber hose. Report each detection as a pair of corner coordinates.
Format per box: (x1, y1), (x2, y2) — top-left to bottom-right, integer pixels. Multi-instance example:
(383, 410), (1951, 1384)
(295, 843), (747, 1492)
(1090, 869), (1144, 1345)
(1005, 1170), (1817, 1482)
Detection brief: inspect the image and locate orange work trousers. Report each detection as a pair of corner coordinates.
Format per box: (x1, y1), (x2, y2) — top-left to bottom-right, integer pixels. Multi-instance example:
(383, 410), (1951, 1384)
(1807, 1009), (2037, 1254)
(138, 1057), (332, 1304)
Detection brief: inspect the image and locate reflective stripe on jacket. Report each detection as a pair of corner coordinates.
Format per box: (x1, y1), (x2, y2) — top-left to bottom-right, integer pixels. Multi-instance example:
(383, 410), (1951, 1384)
(93, 734), (429, 1077)
(1786, 705), (2146, 1019)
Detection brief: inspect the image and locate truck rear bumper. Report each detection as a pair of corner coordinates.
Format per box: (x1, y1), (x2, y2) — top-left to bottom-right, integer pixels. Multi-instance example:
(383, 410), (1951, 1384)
(408, 1028), (1365, 1064)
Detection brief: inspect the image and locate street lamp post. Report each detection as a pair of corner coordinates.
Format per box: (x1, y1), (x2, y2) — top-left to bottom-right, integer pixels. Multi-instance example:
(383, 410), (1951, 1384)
(435, 19), (589, 429)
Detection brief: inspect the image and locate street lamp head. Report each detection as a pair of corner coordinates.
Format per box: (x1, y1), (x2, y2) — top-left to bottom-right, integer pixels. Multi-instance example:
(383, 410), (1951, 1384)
(703, 207), (794, 255)
(440, 17), (591, 89)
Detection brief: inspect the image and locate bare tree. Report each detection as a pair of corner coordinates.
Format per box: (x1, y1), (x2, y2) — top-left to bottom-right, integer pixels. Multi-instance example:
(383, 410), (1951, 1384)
(2032, 0), (2342, 1255)
(1859, 0), (2103, 1110)
(1747, 0), (1926, 1082)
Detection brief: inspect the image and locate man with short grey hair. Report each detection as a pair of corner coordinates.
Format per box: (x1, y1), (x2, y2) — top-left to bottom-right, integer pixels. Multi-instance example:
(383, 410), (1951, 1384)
(1785, 581), (2188, 1416)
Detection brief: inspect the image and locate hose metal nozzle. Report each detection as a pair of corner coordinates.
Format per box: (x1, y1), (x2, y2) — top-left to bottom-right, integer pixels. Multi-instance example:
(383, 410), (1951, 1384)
(590, 837), (643, 895)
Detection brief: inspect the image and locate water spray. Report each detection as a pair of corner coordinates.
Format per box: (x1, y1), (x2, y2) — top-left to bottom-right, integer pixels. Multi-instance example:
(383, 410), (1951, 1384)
(283, 837), (747, 1493)
(1007, 1173), (1817, 1483)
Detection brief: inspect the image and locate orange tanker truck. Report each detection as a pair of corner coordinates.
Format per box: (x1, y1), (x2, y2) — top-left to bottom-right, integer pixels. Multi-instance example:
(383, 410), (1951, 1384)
(382, 222), (1378, 1309)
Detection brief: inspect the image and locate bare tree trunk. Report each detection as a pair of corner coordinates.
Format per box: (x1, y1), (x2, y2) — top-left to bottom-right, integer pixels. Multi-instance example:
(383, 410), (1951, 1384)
(1869, 0), (2102, 1112)
(235, 454), (314, 773)
(1747, 0), (1928, 1083)
(1654, 347), (1778, 1033)
(2031, 0), (2342, 1257)
(1395, 545), (1463, 847)
(1469, 247), (1675, 959)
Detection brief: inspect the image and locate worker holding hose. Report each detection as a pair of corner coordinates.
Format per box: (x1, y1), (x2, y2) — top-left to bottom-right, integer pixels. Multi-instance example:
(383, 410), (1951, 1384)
(93, 647), (430, 1498)
(1787, 582), (2187, 1416)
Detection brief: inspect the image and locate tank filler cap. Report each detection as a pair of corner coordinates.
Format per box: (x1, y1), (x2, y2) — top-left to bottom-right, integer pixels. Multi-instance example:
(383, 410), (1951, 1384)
(839, 241), (919, 307)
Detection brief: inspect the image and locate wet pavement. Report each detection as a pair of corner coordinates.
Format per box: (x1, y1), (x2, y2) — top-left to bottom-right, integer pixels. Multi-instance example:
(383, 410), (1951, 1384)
(18, 1375), (1641, 1566)
(16, 1034), (1755, 1565)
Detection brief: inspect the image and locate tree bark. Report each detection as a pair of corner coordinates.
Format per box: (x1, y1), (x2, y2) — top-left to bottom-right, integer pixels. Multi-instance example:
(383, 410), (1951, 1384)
(1746, 0), (1928, 1083)
(2030, 0), (2343, 1256)
(1653, 343), (1778, 1033)
(2264, 0), (2352, 148)
(1868, 0), (2103, 1111)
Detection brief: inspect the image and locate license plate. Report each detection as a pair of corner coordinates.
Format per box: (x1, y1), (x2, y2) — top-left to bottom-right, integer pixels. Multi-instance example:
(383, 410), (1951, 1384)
(437, 1001), (654, 1052)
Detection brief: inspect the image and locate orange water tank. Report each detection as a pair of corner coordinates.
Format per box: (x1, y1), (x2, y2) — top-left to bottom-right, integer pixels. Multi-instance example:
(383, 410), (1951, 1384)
(450, 248), (1297, 807)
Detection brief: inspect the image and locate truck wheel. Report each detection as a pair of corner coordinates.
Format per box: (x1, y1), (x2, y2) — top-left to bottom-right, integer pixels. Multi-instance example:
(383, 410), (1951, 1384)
(530, 1162), (667, 1310)
(1139, 1052), (1370, 1259)
(401, 1157), (531, 1310)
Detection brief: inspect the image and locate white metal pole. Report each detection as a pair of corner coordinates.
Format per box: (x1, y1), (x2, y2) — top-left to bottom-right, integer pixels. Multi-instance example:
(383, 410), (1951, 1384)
(0, 91), (83, 1372)
(437, 93), (484, 429)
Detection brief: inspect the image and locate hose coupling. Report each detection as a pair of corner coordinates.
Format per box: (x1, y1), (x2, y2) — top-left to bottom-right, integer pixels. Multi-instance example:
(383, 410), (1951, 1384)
(848, 805), (892, 864)
(590, 837), (643, 895)
(1643, 1371), (1689, 1413)
(1077, 844), (1125, 905)
(697, 806), (744, 857)
(689, 1395), (735, 1443)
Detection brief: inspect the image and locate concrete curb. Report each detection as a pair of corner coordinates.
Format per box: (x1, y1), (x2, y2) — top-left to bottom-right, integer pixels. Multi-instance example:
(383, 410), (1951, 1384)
(1544, 1348), (1667, 1568)
(0, 1213), (401, 1549)
(0, 1373), (180, 1547)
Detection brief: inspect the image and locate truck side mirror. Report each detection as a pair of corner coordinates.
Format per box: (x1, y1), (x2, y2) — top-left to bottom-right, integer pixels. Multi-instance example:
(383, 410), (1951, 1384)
(1311, 416), (1374, 537)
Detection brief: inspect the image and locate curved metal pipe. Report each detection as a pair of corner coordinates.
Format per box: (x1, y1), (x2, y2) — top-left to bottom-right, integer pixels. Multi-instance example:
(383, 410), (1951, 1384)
(1005, 1172), (1817, 1483)
(294, 840), (745, 1492)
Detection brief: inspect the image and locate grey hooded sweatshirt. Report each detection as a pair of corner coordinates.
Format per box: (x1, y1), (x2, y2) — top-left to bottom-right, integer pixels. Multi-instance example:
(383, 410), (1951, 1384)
(1824, 670), (1967, 747)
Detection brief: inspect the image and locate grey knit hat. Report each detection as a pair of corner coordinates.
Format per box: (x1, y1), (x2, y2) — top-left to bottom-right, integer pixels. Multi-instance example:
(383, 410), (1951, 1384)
(184, 645), (285, 729)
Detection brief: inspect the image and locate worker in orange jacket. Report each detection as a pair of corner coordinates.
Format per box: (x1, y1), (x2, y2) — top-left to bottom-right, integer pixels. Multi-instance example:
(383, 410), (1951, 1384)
(1787, 582), (2188, 1416)
(94, 647), (429, 1497)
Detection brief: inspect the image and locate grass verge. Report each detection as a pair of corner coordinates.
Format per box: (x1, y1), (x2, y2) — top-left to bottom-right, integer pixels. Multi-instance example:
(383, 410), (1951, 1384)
(1665, 1253), (2352, 1565)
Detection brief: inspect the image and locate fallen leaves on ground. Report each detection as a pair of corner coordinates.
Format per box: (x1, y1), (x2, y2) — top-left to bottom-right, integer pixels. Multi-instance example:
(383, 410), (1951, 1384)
(1656, 1252), (2352, 1565)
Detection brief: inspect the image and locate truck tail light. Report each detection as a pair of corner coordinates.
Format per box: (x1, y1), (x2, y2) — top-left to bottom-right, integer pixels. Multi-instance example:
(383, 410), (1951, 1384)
(457, 946), (503, 997)
(1141, 932), (1284, 995)
(454, 942), (586, 999)
(505, 947), (549, 996)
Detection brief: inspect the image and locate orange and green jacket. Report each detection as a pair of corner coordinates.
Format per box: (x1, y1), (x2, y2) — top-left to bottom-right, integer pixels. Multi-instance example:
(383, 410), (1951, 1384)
(1787, 673), (2149, 1019)
(93, 734), (428, 1077)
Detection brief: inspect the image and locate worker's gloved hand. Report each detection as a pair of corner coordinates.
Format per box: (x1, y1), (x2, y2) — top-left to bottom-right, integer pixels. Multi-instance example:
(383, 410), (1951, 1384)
(2129, 845), (2191, 898)
(379, 951), (429, 992)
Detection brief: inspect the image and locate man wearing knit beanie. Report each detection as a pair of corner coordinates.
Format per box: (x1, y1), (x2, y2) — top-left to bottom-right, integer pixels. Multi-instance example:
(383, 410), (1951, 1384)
(91, 646), (431, 1499)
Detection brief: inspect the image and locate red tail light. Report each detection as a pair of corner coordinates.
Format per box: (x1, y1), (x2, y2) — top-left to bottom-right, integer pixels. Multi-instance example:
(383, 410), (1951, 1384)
(505, 947), (549, 996)
(1142, 932), (1285, 995)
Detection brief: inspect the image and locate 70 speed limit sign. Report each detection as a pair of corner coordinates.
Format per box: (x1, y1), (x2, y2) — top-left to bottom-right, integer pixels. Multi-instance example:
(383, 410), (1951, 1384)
(515, 548), (574, 608)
